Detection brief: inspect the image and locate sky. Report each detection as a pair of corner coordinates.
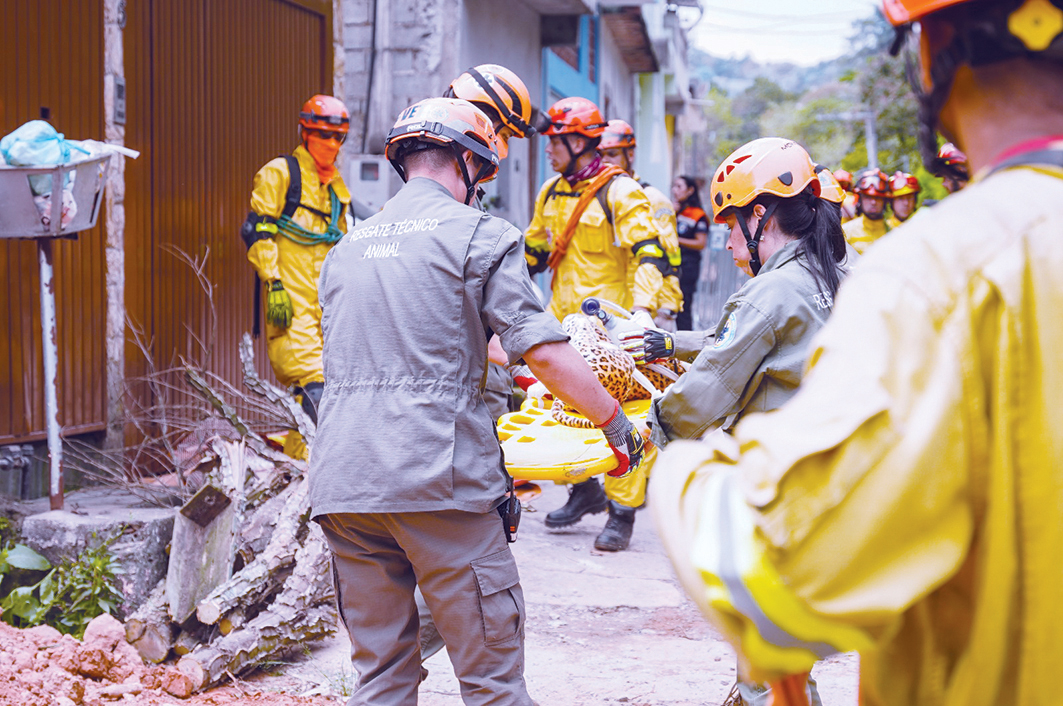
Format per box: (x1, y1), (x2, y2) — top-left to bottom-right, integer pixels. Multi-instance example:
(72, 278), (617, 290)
(686, 0), (884, 66)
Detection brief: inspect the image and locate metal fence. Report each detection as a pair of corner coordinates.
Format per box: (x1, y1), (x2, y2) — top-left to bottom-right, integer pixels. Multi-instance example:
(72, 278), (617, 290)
(689, 224), (746, 331)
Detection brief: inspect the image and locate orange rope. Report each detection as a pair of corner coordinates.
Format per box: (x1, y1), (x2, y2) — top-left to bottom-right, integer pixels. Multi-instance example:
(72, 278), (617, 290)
(547, 164), (626, 286)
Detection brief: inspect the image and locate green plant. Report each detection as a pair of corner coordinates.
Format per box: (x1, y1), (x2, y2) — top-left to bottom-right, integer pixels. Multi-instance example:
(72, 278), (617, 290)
(0, 516), (16, 547)
(0, 532), (124, 639)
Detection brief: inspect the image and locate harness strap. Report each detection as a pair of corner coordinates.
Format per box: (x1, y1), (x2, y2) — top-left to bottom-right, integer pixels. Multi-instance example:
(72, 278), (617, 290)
(281, 155), (302, 219)
(547, 165), (627, 283)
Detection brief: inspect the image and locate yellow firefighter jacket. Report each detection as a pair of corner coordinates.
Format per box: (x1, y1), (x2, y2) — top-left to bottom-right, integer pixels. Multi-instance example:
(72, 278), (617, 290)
(633, 179), (684, 314)
(651, 163), (1063, 706)
(843, 213), (890, 254)
(525, 171), (663, 319)
(247, 145), (350, 388)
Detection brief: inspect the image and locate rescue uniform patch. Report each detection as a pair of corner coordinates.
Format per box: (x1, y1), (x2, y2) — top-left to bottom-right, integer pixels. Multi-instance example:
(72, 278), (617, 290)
(714, 312), (737, 349)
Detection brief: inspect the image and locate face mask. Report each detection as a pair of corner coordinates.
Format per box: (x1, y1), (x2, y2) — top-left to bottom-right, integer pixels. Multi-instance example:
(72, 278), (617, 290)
(306, 133), (341, 170)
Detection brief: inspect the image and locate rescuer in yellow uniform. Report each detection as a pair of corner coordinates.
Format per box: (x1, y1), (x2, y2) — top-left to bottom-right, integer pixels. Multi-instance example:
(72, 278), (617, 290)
(842, 168), (891, 253)
(525, 97), (663, 552)
(886, 170), (920, 228)
(833, 168), (857, 223)
(524, 97), (663, 320)
(651, 0), (1063, 704)
(242, 95), (351, 457)
(598, 118), (684, 330)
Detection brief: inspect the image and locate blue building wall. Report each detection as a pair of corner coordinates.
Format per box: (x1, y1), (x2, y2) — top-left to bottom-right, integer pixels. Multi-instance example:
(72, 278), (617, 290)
(537, 16), (600, 187)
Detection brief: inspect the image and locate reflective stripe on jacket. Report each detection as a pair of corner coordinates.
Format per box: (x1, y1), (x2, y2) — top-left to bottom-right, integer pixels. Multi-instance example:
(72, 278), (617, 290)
(651, 165), (1063, 705)
(629, 181), (683, 313)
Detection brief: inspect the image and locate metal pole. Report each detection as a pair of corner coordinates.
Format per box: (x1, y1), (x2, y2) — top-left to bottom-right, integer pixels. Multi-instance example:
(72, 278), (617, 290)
(38, 238), (63, 510)
(864, 112), (879, 169)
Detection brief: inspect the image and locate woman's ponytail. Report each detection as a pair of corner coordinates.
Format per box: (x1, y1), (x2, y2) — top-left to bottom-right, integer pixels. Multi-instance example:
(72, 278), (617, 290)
(758, 186), (846, 303)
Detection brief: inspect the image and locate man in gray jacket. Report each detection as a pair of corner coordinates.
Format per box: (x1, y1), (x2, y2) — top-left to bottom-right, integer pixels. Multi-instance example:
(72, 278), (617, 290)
(311, 97), (645, 706)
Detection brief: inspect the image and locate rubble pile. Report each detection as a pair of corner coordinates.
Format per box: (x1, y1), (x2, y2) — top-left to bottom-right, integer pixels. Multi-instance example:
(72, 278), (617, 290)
(0, 613), (194, 705)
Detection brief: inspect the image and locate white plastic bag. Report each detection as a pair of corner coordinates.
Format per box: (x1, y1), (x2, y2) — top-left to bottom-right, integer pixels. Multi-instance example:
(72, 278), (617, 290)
(0, 120), (89, 194)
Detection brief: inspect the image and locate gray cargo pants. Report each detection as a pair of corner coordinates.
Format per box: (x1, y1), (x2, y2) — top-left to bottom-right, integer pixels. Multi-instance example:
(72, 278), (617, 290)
(320, 510), (534, 706)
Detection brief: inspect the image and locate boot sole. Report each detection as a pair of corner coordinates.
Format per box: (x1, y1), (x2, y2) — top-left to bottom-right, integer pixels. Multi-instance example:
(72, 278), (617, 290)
(593, 540), (629, 552)
(543, 503), (609, 529)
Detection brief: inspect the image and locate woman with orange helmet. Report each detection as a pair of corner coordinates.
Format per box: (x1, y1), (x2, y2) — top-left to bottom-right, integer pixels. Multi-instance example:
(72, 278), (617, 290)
(241, 94), (352, 455)
(649, 136), (851, 441)
(647, 137), (852, 706)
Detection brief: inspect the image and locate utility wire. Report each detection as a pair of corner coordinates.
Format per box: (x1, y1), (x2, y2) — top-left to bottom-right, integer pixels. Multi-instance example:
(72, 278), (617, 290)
(698, 5), (864, 21)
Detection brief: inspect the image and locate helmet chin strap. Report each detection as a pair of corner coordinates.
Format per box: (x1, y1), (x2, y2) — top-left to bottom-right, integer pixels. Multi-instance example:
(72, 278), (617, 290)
(453, 146), (492, 205)
(560, 134), (594, 177)
(736, 202), (778, 276)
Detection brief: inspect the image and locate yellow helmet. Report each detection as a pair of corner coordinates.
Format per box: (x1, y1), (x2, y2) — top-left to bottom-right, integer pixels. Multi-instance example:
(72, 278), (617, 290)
(815, 165), (846, 204)
(889, 170), (921, 197)
(710, 138), (820, 224)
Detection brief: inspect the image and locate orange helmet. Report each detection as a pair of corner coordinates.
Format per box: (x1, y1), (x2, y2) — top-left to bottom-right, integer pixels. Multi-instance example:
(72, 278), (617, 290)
(385, 98), (500, 196)
(816, 166), (846, 204)
(599, 120), (636, 150)
(710, 137), (820, 223)
(299, 95), (350, 137)
(833, 169), (853, 191)
(543, 97), (607, 139)
(889, 171), (921, 196)
(882, 0), (967, 25)
(852, 169), (891, 198)
(446, 65), (534, 140)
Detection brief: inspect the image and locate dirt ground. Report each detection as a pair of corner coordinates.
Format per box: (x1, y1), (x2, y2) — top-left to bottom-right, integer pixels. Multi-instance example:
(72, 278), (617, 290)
(1, 482), (859, 705)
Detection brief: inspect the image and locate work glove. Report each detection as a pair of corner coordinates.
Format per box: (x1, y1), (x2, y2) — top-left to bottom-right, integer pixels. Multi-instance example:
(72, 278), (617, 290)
(266, 280), (294, 329)
(508, 364), (552, 401)
(643, 328), (676, 362)
(598, 400), (645, 479)
(524, 241), (551, 276)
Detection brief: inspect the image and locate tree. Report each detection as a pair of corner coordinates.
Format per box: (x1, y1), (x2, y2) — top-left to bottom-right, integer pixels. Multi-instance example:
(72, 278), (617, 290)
(838, 9), (949, 204)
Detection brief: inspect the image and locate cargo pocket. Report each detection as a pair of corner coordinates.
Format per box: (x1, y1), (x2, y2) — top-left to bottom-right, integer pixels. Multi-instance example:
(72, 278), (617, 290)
(470, 549), (525, 646)
(577, 209), (610, 253)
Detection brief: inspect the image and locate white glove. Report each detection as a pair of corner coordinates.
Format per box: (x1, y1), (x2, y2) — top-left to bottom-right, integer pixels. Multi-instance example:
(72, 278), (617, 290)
(654, 308), (678, 332)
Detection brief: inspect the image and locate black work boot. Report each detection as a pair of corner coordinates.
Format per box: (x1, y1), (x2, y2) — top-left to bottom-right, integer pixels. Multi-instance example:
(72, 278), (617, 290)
(544, 478), (608, 528)
(594, 501), (636, 551)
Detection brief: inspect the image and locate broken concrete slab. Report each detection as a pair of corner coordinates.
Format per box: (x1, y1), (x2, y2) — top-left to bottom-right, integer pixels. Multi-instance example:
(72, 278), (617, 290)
(20, 489), (175, 619)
